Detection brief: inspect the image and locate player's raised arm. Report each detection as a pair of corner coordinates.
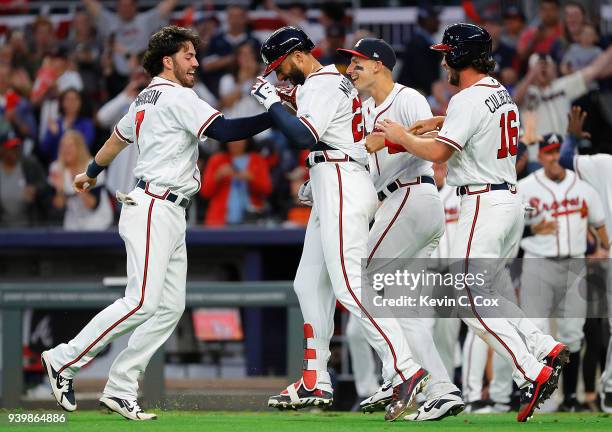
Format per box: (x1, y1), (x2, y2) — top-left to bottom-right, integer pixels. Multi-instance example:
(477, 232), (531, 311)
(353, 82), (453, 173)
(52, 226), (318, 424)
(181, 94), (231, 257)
(250, 76), (316, 149)
(559, 106), (587, 170)
(202, 111), (274, 142)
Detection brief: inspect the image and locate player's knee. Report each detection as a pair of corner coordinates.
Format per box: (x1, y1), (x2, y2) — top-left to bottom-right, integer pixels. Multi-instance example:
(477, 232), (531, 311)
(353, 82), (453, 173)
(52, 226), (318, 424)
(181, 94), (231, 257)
(136, 297), (162, 318)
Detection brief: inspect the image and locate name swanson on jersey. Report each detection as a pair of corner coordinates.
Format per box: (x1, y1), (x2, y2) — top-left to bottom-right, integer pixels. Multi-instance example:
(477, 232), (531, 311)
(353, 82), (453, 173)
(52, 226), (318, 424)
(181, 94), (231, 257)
(135, 89), (162, 107)
(484, 89), (514, 114)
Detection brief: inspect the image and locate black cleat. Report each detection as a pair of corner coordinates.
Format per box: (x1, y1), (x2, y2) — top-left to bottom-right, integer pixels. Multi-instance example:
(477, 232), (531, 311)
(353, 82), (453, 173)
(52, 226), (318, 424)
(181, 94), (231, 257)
(385, 368), (430, 422)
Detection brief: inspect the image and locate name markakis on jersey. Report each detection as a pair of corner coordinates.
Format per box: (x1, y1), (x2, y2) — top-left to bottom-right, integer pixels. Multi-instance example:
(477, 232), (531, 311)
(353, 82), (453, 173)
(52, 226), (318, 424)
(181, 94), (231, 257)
(360, 258), (611, 319)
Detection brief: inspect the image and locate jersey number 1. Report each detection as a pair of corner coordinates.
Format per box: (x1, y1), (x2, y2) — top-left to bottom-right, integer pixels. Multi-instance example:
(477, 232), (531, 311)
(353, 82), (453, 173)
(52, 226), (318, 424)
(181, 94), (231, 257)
(351, 97), (364, 142)
(135, 110), (145, 148)
(497, 110), (518, 159)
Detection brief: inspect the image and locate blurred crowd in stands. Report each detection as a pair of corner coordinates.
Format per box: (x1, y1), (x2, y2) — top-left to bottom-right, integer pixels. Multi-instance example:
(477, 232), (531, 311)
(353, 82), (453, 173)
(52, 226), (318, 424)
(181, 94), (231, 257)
(0, 0), (611, 229)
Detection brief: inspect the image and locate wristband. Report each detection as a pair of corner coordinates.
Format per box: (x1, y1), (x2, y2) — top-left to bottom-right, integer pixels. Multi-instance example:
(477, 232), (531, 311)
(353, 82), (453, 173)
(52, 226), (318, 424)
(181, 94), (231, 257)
(385, 139), (407, 154)
(86, 159), (105, 178)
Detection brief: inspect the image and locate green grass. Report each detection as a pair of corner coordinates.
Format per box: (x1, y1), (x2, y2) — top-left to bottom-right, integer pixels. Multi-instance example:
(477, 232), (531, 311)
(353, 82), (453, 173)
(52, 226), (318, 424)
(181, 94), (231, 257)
(1, 411), (611, 432)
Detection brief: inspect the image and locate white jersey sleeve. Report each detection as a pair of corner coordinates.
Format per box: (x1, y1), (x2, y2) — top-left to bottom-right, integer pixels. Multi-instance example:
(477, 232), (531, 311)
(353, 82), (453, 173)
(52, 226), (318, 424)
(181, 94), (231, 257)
(436, 96), (478, 152)
(114, 102), (135, 144)
(584, 183), (606, 227)
(554, 72), (588, 103)
(172, 89), (222, 141)
(296, 78), (342, 142)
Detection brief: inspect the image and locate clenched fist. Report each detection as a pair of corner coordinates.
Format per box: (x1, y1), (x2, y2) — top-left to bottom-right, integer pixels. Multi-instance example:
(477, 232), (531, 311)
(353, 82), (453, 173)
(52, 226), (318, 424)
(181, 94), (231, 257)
(73, 172), (97, 192)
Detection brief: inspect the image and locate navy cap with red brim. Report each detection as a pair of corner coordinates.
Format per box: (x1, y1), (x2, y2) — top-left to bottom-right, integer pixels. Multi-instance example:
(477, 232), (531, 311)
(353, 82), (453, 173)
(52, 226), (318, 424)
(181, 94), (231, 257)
(336, 48), (370, 60)
(430, 43), (453, 51)
(336, 38), (397, 70)
(263, 53), (290, 77)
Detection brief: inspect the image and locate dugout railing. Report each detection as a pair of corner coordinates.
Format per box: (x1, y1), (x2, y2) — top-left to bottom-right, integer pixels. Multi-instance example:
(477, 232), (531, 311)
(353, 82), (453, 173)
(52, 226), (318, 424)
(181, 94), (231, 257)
(0, 280), (302, 408)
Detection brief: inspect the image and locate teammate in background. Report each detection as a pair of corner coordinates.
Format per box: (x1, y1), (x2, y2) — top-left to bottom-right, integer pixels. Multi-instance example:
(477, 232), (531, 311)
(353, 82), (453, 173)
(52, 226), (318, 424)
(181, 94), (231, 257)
(41, 26), (275, 420)
(427, 162), (462, 382)
(250, 26), (429, 422)
(519, 133), (608, 411)
(376, 23), (568, 422)
(559, 106), (612, 413)
(337, 39), (464, 421)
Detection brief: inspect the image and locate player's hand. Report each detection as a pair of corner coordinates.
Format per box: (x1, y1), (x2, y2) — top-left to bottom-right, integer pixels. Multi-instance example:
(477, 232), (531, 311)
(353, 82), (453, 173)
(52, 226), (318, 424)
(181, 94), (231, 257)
(73, 172), (97, 193)
(365, 133), (386, 153)
(377, 119), (409, 145)
(276, 85), (298, 111)
(532, 219), (557, 235)
(408, 116), (445, 135)
(567, 105), (590, 139)
(298, 180), (313, 206)
(251, 76), (281, 110)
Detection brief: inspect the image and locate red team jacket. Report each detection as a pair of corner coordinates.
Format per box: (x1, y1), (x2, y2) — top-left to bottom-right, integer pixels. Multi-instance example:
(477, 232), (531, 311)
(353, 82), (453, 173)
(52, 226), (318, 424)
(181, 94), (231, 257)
(200, 152), (272, 226)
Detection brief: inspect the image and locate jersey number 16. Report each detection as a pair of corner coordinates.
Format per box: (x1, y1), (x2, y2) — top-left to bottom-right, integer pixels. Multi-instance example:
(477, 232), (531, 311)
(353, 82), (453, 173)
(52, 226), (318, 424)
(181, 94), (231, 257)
(497, 110), (518, 159)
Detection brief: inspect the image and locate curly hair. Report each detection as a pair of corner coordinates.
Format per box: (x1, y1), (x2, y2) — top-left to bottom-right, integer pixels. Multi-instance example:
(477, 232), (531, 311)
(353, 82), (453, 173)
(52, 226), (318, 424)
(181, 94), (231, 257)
(472, 56), (496, 74)
(142, 26), (200, 77)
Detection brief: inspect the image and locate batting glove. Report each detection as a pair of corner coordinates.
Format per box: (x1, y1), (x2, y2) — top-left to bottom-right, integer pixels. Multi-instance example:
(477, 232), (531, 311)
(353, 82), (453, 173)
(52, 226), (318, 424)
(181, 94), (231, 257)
(276, 85), (298, 111)
(251, 76), (281, 110)
(298, 180), (313, 206)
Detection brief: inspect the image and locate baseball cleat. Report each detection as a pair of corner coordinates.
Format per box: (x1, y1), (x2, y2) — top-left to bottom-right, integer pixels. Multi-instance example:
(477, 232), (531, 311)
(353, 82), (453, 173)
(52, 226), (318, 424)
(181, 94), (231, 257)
(100, 396), (157, 420)
(41, 351), (76, 412)
(542, 343), (569, 399)
(517, 365), (554, 422)
(405, 390), (465, 421)
(544, 343), (570, 377)
(267, 378), (333, 410)
(359, 381), (392, 413)
(384, 368), (430, 422)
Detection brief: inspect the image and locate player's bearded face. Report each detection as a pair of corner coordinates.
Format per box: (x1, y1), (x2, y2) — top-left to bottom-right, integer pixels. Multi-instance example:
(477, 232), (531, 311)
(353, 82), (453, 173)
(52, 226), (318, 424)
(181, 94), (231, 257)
(442, 57), (460, 86)
(278, 59), (306, 86)
(171, 45), (198, 88)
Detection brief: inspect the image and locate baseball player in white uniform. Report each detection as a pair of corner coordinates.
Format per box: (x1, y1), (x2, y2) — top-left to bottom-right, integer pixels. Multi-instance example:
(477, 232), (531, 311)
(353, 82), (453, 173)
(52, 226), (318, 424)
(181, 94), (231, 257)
(559, 114), (612, 412)
(376, 23), (568, 422)
(519, 133), (608, 410)
(41, 26), (275, 420)
(336, 38), (464, 421)
(250, 27), (429, 422)
(428, 162), (462, 379)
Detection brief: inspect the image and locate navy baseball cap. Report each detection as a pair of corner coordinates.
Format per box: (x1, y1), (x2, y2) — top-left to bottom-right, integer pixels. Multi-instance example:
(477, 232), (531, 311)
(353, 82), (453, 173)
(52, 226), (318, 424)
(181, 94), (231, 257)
(539, 133), (562, 153)
(337, 38), (397, 71)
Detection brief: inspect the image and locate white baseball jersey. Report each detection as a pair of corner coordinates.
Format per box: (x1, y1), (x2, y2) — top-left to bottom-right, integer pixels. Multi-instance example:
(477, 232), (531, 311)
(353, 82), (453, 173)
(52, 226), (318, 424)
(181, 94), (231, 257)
(431, 183), (461, 260)
(362, 83), (434, 191)
(115, 76), (221, 196)
(574, 153), (612, 231)
(436, 77), (518, 187)
(524, 72), (588, 136)
(296, 64), (368, 163)
(519, 168), (605, 257)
